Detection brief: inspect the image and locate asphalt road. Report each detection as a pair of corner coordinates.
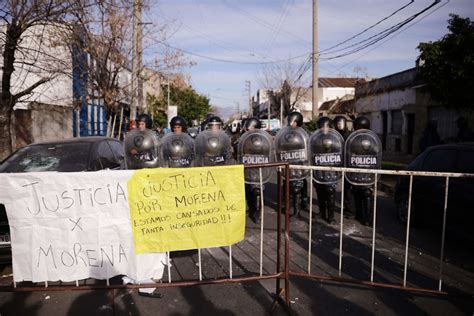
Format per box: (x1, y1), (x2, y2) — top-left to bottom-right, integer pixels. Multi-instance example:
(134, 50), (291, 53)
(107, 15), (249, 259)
(0, 171), (473, 315)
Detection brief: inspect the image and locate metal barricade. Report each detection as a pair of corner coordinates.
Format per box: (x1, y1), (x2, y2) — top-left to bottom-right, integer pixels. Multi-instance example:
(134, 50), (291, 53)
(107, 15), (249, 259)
(0, 163), (292, 313)
(1, 163), (472, 312)
(286, 164), (474, 300)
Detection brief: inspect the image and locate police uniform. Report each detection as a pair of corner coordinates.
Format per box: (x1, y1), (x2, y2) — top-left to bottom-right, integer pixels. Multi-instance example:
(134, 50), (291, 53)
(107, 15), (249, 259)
(312, 117), (337, 224)
(334, 116), (354, 219)
(348, 116), (378, 226)
(275, 112), (309, 218)
(239, 118), (272, 224)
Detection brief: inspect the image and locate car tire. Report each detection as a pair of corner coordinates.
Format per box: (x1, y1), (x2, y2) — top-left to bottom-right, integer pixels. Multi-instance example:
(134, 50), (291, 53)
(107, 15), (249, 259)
(396, 194), (409, 224)
(396, 194), (420, 226)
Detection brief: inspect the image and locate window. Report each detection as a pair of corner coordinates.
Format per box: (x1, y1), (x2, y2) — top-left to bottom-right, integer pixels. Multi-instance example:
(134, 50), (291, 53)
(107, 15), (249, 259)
(108, 140), (125, 168)
(457, 149), (474, 173)
(423, 149), (456, 172)
(94, 141), (120, 170)
(391, 110), (403, 135)
(0, 143), (91, 172)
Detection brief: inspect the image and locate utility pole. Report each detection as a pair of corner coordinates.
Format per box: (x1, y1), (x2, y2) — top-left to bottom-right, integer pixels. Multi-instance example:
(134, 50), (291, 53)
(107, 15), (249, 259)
(130, 0), (142, 121)
(312, 0), (318, 118)
(245, 80), (251, 116)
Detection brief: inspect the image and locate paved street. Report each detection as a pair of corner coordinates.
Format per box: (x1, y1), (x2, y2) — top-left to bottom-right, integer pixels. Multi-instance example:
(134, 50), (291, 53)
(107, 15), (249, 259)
(0, 173), (473, 315)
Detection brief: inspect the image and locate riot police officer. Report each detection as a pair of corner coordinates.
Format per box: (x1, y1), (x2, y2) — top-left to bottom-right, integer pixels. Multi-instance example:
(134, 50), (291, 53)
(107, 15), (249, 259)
(123, 114), (163, 298)
(196, 115), (234, 166)
(238, 117), (273, 223)
(170, 115), (187, 134)
(345, 115), (381, 226)
(137, 113), (153, 131)
(124, 114), (160, 169)
(160, 116), (195, 168)
(333, 115), (354, 219)
(312, 116), (338, 224)
(274, 112), (310, 218)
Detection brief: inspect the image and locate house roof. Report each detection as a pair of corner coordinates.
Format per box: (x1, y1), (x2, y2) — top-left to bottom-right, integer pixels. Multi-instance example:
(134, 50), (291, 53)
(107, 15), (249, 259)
(318, 94), (355, 113)
(331, 98), (355, 114)
(319, 99), (336, 111)
(318, 77), (362, 88)
(355, 67), (424, 97)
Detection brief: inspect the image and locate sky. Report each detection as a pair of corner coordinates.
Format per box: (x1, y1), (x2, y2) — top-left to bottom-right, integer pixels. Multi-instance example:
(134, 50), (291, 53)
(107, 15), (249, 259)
(142, 0), (474, 120)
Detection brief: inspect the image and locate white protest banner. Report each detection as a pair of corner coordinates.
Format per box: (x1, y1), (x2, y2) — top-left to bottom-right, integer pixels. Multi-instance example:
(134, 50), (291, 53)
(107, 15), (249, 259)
(0, 170), (166, 283)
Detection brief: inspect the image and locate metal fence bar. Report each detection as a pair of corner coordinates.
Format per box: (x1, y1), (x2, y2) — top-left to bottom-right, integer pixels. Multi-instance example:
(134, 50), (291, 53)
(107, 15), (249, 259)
(198, 248), (202, 281)
(403, 175), (414, 287)
(308, 172), (314, 274)
(229, 245), (233, 279)
(338, 171), (345, 277)
(1, 273), (285, 292)
(289, 165), (474, 178)
(284, 164), (291, 305)
(276, 168), (282, 293)
(259, 168), (264, 277)
(370, 177), (378, 282)
(438, 176), (450, 291)
(167, 252), (171, 283)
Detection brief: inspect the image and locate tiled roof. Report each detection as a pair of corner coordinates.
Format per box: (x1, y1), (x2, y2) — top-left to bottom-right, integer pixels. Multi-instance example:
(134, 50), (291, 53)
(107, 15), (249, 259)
(318, 77), (363, 88)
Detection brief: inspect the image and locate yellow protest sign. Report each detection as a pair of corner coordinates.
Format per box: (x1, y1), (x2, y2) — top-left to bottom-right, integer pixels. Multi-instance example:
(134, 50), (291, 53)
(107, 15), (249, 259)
(128, 165), (246, 253)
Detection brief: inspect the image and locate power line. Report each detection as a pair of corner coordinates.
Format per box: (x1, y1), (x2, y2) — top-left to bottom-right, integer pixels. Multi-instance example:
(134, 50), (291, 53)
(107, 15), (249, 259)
(221, 0), (312, 47)
(319, 1), (441, 60)
(319, 0), (415, 54)
(153, 10), (279, 62)
(324, 0), (450, 76)
(151, 41), (309, 65)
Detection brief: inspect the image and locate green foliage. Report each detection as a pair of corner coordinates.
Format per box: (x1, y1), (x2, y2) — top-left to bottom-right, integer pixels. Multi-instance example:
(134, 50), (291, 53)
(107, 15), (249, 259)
(417, 15), (474, 110)
(304, 118), (318, 132)
(147, 85), (212, 127)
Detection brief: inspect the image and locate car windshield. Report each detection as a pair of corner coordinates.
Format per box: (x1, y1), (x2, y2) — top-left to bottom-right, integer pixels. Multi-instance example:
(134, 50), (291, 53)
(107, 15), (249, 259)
(0, 142), (92, 172)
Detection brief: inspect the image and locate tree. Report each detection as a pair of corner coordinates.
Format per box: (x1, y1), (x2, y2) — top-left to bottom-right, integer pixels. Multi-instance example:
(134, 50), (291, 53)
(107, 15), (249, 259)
(68, 0), (192, 134)
(417, 14), (474, 110)
(0, 0), (88, 159)
(148, 83), (212, 128)
(0, 1), (192, 158)
(256, 59), (312, 119)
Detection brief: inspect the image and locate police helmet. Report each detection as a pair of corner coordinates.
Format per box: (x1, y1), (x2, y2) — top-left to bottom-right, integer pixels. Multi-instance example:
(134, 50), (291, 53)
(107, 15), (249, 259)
(137, 114), (153, 129)
(317, 116), (333, 129)
(170, 116), (187, 131)
(207, 116), (223, 129)
(287, 112), (303, 127)
(354, 116), (370, 130)
(245, 117), (261, 130)
(333, 115), (347, 132)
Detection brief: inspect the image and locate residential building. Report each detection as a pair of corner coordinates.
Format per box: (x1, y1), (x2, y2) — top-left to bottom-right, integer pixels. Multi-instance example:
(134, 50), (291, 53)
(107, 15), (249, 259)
(354, 67), (471, 158)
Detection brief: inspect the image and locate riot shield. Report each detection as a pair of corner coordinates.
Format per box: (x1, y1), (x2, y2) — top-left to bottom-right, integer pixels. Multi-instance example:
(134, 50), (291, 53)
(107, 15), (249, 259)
(309, 128), (344, 184)
(159, 133), (195, 168)
(124, 129), (160, 169)
(274, 126), (309, 180)
(195, 130), (233, 166)
(344, 129), (382, 185)
(238, 130), (274, 184)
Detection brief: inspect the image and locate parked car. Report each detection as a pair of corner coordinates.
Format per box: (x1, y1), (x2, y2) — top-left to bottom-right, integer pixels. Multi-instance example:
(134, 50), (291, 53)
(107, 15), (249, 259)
(394, 143), (474, 235)
(0, 137), (125, 263)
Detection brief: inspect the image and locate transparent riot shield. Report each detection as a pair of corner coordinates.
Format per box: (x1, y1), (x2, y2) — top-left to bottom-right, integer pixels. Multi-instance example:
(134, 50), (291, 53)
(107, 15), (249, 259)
(274, 126), (309, 180)
(238, 130), (274, 184)
(344, 129), (382, 185)
(309, 128), (344, 184)
(124, 129), (160, 169)
(195, 130), (233, 166)
(159, 132), (195, 168)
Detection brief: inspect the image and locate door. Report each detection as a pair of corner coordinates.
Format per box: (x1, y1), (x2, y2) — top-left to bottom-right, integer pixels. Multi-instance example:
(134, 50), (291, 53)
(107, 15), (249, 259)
(406, 113), (415, 154)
